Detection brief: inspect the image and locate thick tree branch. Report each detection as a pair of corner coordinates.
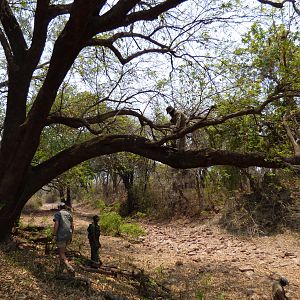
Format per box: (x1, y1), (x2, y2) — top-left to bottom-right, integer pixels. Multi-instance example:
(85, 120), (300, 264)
(87, 31), (170, 49)
(0, 0), (27, 62)
(26, 134), (300, 198)
(125, 0), (187, 24)
(46, 109), (167, 131)
(257, 0), (300, 15)
(257, 0), (289, 8)
(25, 0), (100, 129)
(48, 3), (73, 19)
(89, 0), (187, 34)
(27, 0), (51, 68)
(5, 1), (101, 186)
(0, 61), (50, 89)
(48, 0), (106, 19)
(87, 31), (174, 64)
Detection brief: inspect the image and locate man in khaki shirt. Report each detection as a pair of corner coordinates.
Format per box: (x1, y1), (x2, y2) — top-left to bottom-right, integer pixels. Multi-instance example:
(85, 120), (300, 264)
(53, 202), (74, 276)
(166, 106), (188, 150)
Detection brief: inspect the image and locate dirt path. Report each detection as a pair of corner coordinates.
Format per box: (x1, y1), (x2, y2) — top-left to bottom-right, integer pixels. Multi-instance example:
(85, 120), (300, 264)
(18, 204), (300, 299)
(97, 217), (300, 299)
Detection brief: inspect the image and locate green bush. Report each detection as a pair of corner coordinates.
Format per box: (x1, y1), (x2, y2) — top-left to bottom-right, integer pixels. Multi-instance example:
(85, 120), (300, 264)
(100, 211), (123, 236)
(119, 222), (145, 238)
(95, 199), (107, 211)
(195, 290), (205, 300)
(100, 210), (145, 238)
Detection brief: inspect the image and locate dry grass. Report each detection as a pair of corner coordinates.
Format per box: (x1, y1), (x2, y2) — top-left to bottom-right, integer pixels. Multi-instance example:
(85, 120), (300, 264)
(0, 204), (299, 300)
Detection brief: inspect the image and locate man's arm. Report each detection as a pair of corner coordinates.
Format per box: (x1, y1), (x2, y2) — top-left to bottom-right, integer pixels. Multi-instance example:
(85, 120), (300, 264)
(53, 220), (59, 236)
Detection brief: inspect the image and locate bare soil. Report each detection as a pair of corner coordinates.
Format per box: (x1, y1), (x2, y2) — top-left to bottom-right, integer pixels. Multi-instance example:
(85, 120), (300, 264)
(0, 203), (299, 300)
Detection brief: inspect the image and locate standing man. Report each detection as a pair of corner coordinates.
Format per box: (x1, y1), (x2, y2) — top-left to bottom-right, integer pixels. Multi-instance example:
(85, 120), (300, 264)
(87, 215), (101, 268)
(272, 277), (289, 300)
(53, 202), (75, 276)
(166, 105), (188, 150)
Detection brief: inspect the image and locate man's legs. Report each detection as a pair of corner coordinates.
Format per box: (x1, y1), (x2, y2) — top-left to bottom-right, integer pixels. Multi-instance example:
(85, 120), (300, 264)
(90, 242), (100, 268)
(57, 240), (75, 276)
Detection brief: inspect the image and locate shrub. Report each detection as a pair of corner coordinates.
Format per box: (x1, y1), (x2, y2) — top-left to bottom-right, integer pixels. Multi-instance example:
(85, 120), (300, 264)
(95, 199), (107, 211)
(100, 211), (123, 236)
(220, 173), (293, 235)
(99, 209), (145, 238)
(119, 223), (145, 238)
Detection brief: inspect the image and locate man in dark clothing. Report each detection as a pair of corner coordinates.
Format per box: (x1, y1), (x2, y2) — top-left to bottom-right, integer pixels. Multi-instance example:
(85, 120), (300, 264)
(87, 215), (101, 268)
(53, 202), (74, 276)
(272, 277), (289, 300)
(166, 105), (188, 150)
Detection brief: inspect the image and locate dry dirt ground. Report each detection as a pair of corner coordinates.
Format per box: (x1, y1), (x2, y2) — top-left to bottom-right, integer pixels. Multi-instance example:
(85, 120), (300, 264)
(0, 203), (299, 300)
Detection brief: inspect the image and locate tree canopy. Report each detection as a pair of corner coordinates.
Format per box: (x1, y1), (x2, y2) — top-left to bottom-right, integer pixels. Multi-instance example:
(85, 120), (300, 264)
(1, 0), (300, 237)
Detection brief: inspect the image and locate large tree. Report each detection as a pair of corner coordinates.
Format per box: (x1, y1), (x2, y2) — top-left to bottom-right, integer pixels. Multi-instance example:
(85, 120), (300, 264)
(0, 0), (299, 240)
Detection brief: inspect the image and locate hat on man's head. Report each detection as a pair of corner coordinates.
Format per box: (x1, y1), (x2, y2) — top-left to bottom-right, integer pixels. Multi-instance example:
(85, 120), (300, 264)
(279, 277), (289, 286)
(58, 202), (66, 209)
(166, 105), (175, 114)
(92, 215), (100, 222)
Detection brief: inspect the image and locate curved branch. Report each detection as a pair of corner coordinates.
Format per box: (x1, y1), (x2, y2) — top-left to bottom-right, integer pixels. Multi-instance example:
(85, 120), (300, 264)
(26, 134), (299, 198)
(87, 31), (170, 49)
(46, 109), (167, 130)
(292, 0), (300, 15)
(257, 0), (289, 8)
(87, 30), (174, 64)
(90, 0), (187, 33)
(257, 0), (300, 15)
(126, 0), (187, 24)
(154, 91), (286, 146)
(105, 44), (173, 64)
(46, 90), (285, 138)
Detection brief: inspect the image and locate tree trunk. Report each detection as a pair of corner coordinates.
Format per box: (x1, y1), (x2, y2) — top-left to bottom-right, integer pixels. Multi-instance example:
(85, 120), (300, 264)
(120, 171), (135, 216)
(0, 186), (30, 240)
(195, 168), (207, 210)
(66, 185), (72, 207)
(58, 184), (66, 203)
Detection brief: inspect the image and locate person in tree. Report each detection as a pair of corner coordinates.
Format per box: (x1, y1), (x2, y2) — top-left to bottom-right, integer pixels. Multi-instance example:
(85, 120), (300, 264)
(87, 215), (101, 268)
(166, 105), (188, 150)
(52, 202), (75, 276)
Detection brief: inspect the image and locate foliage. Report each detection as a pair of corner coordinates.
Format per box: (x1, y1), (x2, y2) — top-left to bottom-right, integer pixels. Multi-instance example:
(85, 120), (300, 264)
(220, 172), (293, 235)
(2, 0), (300, 240)
(99, 201), (145, 238)
(119, 223), (145, 238)
(195, 289), (205, 300)
(95, 199), (107, 211)
(100, 211), (123, 236)
(100, 210), (145, 238)
(216, 293), (225, 300)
